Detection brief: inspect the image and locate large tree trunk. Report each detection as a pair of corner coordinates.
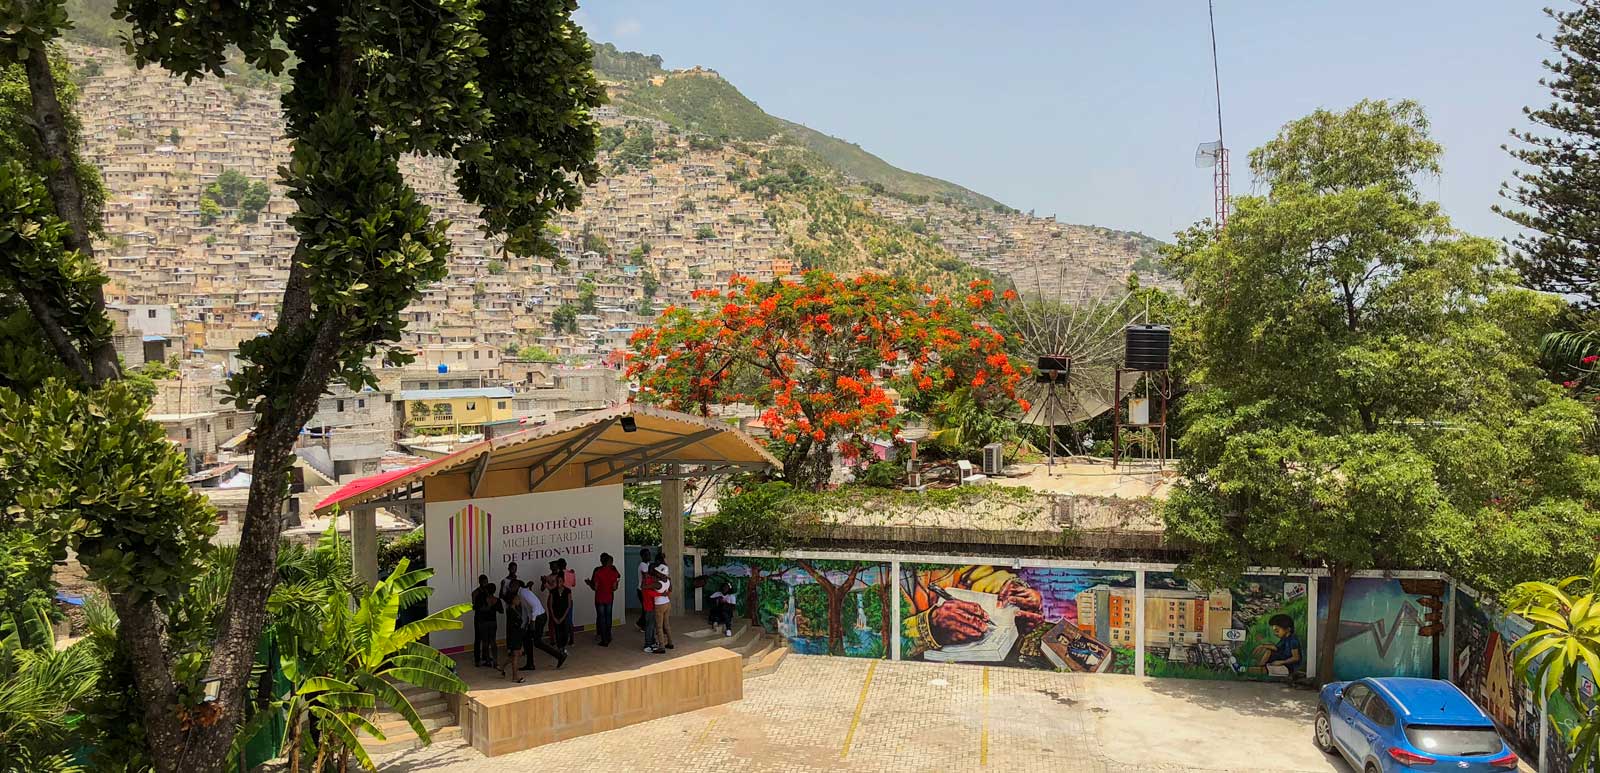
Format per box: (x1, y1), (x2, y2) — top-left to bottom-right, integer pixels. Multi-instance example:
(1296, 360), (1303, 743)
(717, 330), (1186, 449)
(877, 570), (891, 657)
(1318, 567), (1351, 686)
(21, 37), (121, 385)
(824, 588), (844, 656)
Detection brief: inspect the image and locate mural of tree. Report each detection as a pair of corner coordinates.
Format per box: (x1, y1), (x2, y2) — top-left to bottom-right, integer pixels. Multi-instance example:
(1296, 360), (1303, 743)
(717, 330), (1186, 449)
(736, 557), (793, 627)
(793, 559), (874, 656)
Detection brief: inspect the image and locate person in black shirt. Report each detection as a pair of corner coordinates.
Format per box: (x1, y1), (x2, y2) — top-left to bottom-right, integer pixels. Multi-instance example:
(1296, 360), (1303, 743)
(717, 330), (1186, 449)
(471, 574), (501, 668)
(546, 559), (574, 651)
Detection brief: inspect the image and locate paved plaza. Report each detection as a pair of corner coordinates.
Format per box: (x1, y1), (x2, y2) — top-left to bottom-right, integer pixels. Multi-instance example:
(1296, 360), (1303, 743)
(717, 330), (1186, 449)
(374, 655), (1348, 773)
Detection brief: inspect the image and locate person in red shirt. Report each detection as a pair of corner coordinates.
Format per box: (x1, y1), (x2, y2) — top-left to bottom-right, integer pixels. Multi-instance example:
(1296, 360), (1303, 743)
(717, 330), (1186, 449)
(639, 568), (663, 653)
(586, 552), (622, 647)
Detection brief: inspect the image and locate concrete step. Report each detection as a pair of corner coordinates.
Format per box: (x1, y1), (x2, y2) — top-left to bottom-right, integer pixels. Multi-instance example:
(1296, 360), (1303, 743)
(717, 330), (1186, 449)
(371, 711), (455, 738)
(742, 646), (788, 678)
(364, 724), (461, 756)
(731, 628), (769, 658)
(685, 620), (748, 640)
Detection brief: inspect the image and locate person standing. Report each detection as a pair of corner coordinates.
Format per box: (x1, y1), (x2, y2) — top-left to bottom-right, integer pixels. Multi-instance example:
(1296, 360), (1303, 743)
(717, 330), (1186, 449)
(519, 580), (567, 670)
(641, 569), (662, 654)
(498, 562), (521, 608)
(548, 559), (574, 651)
(587, 553), (621, 646)
(651, 563), (675, 651)
(471, 574), (501, 667)
(635, 548), (654, 632)
(504, 581), (527, 683)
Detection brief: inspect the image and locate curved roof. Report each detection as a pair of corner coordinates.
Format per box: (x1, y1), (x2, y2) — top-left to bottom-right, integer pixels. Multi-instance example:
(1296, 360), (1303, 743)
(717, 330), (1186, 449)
(313, 404), (777, 514)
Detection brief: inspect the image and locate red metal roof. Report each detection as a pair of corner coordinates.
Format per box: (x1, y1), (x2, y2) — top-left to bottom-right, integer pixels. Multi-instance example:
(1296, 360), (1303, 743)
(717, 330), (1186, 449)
(313, 447), (476, 512)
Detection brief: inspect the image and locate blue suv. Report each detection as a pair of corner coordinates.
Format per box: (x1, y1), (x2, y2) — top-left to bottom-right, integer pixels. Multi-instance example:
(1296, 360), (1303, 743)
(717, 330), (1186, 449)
(1314, 677), (1519, 771)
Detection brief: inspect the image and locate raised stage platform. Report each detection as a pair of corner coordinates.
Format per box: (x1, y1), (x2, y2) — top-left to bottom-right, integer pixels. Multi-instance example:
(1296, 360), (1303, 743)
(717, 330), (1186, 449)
(448, 616), (758, 756)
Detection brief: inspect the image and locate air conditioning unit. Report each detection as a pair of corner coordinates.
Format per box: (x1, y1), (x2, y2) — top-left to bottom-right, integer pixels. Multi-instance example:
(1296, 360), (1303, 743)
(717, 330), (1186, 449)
(982, 442), (1004, 476)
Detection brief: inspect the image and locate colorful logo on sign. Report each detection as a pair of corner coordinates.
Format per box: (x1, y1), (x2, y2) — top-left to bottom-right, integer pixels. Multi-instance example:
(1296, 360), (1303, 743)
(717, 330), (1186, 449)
(447, 504), (493, 592)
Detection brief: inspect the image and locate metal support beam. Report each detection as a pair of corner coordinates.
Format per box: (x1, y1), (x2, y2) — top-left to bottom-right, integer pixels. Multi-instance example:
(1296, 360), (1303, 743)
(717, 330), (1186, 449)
(468, 447), (493, 497)
(527, 418), (616, 491)
(584, 428), (722, 485)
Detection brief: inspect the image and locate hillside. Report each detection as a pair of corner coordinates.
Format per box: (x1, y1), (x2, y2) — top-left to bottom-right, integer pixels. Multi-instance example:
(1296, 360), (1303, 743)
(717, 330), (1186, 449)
(592, 43), (1006, 210)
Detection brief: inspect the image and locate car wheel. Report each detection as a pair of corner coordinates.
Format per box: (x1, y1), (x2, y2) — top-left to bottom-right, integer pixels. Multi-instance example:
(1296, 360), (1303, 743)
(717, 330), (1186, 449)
(1313, 709), (1336, 754)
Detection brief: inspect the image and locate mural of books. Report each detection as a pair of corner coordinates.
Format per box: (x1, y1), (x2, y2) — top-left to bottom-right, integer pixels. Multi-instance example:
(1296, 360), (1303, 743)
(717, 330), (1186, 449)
(1142, 572), (1310, 681)
(700, 557), (890, 658)
(899, 564), (1137, 674)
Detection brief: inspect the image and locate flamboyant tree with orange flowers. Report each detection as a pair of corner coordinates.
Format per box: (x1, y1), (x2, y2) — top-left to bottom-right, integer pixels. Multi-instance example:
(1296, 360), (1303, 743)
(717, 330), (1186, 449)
(627, 271), (1028, 488)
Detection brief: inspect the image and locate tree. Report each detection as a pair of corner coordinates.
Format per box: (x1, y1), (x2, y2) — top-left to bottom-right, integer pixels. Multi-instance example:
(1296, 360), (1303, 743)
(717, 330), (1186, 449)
(486, 259), (505, 275)
(695, 224), (716, 240)
(2, 0), (604, 770)
(1504, 556), (1600, 771)
(516, 344), (555, 361)
(627, 272), (1026, 488)
(168, 127), (180, 145)
(207, 168), (250, 208)
(0, 603), (103, 772)
(641, 270), (659, 299)
(198, 194), (221, 225)
(1161, 100), (1596, 684)
(1498, 4), (1600, 312)
(552, 303), (579, 334)
(581, 227), (609, 257)
(237, 180), (269, 223)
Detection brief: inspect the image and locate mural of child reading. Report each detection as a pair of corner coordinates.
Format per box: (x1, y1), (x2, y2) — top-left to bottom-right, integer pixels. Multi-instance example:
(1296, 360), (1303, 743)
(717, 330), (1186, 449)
(1245, 614), (1302, 677)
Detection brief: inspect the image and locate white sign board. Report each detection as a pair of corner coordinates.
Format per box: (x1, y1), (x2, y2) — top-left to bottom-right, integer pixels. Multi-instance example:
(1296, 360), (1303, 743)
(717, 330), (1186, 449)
(424, 484), (624, 652)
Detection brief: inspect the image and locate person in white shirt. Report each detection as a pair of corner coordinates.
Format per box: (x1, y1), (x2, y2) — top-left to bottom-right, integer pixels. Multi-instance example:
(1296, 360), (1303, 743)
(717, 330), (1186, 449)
(708, 581), (737, 637)
(517, 584), (566, 670)
(636, 548), (654, 632)
(651, 564), (674, 650)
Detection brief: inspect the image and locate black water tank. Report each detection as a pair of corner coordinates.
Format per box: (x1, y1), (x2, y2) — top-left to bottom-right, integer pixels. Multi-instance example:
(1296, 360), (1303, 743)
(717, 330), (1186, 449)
(1124, 325), (1171, 370)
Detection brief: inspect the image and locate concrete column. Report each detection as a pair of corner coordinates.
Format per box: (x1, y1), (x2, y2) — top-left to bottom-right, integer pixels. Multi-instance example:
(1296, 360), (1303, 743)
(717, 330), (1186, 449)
(351, 507), (378, 587)
(890, 560), (902, 661)
(1134, 570), (1146, 677)
(1306, 575), (1319, 682)
(660, 469), (686, 610)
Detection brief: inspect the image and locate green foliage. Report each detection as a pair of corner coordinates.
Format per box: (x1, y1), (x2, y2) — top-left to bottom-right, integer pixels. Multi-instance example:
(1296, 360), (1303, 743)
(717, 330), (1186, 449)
(0, 604), (103, 773)
(623, 484), (661, 546)
(0, 380), (215, 606)
(207, 169), (251, 207)
(577, 277), (598, 315)
(694, 224), (716, 240)
(486, 259), (505, 275)
(1, 57), (103, 230)
(853, 460), (902, 488)
(690, 482), (799, 563)
(1498, 4), (1600, 312)
(1163, 101), (1600, 679)
(237, 180), (269, 222)
(516, 344), (555, 361)
(376, 527), (425, 576)
(268, 543), (469, 769)
(551, 303), (578, 334)
(612, 126), (657, 169)
(589, 41), (663, 82)
(0, 163), (112, 367)
(198, 195), (221, 226)
(581, 228), (610, 256)
(1504, 557), (1600, 771)
(226, 106), (453, 405)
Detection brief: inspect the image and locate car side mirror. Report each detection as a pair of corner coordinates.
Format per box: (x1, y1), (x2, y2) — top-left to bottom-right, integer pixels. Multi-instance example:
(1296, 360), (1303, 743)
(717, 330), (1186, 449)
(1331, 688), (1343, 705)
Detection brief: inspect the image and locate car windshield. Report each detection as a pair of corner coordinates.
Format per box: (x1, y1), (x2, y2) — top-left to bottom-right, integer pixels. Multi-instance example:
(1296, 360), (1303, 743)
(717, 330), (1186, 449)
(1404, 725), (1502, 756)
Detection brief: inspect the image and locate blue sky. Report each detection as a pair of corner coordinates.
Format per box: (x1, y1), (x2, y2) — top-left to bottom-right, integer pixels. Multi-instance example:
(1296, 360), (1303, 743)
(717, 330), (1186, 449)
(574, 1), (1553, 243)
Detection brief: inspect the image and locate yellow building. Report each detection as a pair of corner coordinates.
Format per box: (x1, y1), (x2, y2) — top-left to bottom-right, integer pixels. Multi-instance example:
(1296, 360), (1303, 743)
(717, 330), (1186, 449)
(398, 387), (515, 432)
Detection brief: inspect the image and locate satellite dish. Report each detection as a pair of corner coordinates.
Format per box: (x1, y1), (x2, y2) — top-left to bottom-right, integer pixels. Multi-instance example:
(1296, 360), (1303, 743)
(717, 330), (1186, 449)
(1010, 284), (1144, 427)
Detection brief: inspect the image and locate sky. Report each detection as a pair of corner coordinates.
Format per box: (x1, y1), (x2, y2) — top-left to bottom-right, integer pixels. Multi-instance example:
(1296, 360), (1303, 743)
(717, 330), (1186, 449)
(573, 0), (1554, 242)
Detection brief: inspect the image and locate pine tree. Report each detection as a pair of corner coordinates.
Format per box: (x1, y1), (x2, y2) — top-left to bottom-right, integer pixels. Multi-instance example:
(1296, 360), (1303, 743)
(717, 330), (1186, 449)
(1498, 4), (1600, 310)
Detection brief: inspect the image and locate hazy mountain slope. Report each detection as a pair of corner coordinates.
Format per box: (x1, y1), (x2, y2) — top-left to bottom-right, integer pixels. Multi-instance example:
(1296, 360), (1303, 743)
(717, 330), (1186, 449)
(592, 43), (1004, 210)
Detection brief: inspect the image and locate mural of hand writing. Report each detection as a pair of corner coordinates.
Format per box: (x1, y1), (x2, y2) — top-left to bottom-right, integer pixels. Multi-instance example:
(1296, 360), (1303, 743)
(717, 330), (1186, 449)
(930, 599), (991, 646)
(998, 580), (1045, 634)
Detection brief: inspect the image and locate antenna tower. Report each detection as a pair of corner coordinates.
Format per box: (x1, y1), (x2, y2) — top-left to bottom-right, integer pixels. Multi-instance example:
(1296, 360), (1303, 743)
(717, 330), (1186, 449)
(1195, 0), (1229, 232)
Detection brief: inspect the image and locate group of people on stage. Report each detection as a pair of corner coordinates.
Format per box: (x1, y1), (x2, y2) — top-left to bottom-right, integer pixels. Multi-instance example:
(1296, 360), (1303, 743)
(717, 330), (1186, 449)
(470, 548), (744, 683)
(471, 554), (623, 683)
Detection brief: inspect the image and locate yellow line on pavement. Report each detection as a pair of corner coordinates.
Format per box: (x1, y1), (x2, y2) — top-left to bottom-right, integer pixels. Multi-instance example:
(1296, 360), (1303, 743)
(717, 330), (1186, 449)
(692, 717), (718, 751)
(980, 667), (990, 766)
(840, 660), (878, 759)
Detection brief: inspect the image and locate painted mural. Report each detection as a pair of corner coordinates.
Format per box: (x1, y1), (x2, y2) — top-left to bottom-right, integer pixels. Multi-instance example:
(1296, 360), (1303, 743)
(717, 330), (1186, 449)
(898, 564), (1136, 673)
(1453, 589), (1580, 772)
(701, 558), (890, 658)
(1316, 577), (1447, 681)
(1141, 573), (1310, 681)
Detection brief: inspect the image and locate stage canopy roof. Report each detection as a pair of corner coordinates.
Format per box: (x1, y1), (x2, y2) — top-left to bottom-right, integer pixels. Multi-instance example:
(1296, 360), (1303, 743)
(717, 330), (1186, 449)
(314, 404), (778, 515)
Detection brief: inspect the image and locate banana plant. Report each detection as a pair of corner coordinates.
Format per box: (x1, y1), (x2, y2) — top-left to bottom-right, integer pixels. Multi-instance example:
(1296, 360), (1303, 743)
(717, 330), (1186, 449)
(0, 600), (99, 773)
(1506, 555), (1600, 772)
(269, 548), (470, 773)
